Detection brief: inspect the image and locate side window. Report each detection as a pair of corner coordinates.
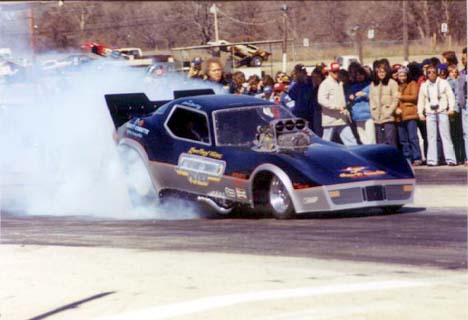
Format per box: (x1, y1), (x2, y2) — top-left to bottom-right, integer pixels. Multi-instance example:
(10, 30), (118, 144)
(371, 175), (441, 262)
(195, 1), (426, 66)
(167, 107), (210, 143)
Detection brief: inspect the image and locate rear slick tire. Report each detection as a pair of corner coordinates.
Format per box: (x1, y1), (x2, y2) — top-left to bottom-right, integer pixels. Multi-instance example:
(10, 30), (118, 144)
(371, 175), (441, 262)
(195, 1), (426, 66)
(118, 145), (159, 208)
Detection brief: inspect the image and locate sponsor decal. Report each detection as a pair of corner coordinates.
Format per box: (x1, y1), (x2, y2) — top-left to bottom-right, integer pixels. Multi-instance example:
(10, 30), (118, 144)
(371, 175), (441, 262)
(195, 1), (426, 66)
(207, 190), (225, 198)
(176, 153), (226, 187)
(339, 166), (386, 178)
(181, 100), (202, 109)
(231, 172), (249, 179)
(303, 196), (318, 204)
(126, 120), (150, 138)
(235, 188), (247, 200)
(293, 182), (311, 189)
(225, 187), (236, 198)
(188, 147), (222, 159)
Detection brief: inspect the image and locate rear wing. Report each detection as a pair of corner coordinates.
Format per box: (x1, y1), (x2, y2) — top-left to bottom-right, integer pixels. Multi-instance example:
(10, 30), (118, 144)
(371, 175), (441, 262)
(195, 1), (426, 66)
(105, 88), (214, 129)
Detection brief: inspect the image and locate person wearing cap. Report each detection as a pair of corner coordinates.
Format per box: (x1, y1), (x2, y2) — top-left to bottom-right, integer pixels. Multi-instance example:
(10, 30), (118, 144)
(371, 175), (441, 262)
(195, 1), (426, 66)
(417, 64), (457, 166)
(369, 61), (399, 148)
(188, 57), (203, 79)
(458, 47), (468, 166)
(289, 64), (314, 126)
(255, 85), (273, 101)
(272, 82), (284, 105)
(395, 66), (423, 166)
(391, 64), (402, 81)
(317, 61), (357, 145)
(418, 58), (432, 86)
(437, 63), (449, 80)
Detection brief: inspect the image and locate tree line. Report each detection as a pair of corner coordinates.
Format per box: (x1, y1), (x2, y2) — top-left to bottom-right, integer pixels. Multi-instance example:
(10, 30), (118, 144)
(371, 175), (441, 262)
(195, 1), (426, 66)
(0, 1), (466, 52)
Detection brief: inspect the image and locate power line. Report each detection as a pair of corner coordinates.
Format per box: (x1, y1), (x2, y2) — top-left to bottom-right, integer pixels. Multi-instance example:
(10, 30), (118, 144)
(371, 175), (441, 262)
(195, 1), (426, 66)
(216, 7), (280, 26)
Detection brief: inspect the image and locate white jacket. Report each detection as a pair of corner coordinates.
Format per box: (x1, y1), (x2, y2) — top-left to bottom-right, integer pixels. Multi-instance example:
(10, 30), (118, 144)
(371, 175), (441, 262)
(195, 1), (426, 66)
(318, 76), (348, 127)
(417, 78), (455, 116)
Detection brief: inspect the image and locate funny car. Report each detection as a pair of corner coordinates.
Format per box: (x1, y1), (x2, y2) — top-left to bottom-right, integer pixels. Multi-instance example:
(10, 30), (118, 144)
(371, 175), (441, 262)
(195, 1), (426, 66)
(105, 90), (415, 219)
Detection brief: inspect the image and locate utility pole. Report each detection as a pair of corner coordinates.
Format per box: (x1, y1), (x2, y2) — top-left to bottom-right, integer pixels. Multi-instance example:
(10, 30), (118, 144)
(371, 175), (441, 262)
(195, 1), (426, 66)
(356, 28), (363, 64)
(210, 4), (219, 42)
(28, 6), (36, 63)
(281, 3), (288, 72)
(403, 0), (409, 61)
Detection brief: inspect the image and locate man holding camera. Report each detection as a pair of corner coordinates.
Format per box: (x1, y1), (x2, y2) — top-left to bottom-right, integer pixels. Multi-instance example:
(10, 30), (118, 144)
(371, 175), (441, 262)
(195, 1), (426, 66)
(417, 64), (457, 166)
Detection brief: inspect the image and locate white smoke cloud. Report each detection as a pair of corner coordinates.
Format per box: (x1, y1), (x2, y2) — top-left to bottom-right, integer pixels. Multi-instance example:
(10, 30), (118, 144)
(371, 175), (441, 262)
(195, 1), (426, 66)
(0, 56), (221, 220)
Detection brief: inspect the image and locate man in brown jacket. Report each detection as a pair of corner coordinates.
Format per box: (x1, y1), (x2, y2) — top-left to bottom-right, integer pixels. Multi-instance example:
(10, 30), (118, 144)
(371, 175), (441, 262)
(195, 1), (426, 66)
(395, 66), (423, 165)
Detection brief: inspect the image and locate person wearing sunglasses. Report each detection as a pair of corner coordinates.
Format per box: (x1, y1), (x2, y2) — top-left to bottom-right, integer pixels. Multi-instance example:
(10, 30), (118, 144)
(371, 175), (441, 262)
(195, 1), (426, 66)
(417, 64), (457, 166)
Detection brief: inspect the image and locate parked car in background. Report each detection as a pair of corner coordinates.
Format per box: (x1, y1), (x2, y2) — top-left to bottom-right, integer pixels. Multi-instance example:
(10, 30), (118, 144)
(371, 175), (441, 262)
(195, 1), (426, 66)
(207, 40), (271, 67)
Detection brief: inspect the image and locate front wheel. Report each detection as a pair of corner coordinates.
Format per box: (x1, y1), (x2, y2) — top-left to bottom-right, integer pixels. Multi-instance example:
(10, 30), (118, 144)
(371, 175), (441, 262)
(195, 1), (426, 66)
(250, 56), (263, 67)
(269, 175), (295, 219)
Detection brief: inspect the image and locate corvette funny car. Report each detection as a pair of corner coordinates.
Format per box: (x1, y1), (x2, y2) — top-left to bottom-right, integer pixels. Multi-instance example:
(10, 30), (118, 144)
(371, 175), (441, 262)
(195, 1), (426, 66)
(105, 90), (415, 219)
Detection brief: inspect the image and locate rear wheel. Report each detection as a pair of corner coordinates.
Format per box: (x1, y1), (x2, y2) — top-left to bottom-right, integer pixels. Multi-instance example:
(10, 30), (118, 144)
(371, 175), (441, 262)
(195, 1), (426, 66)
(118, 145), (159, 207)
(268, 175), (295, 219)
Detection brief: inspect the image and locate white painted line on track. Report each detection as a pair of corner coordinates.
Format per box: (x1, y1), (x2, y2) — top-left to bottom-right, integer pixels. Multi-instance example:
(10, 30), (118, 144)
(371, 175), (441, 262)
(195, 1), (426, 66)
(93, 278), (455, 320)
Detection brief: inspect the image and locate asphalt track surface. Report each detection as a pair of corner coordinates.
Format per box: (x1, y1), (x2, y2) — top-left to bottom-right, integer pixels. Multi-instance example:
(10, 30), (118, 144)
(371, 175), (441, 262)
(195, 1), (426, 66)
(1, 206), (466, 270)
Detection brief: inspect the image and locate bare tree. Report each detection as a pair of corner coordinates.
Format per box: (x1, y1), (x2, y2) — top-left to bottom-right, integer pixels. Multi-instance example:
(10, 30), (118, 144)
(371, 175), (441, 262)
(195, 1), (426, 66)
(29, 0), (466, 52)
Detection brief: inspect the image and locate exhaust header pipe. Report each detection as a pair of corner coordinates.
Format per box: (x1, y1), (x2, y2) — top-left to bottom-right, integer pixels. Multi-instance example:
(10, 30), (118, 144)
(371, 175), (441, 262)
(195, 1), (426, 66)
(197, 196), (233, 215)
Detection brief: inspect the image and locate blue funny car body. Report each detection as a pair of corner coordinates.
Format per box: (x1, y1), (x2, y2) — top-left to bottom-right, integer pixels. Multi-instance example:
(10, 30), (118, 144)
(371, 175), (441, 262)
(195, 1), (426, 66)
(106, 91), (415, 219)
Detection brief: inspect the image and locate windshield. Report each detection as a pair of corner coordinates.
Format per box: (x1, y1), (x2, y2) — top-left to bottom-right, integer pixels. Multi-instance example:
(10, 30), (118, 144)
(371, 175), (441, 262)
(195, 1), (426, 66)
(214, 105), (294, 147)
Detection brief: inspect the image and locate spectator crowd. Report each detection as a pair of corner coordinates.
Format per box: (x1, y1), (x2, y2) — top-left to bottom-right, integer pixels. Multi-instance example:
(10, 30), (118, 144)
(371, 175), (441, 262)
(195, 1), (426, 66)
(186, 48), (468, 167)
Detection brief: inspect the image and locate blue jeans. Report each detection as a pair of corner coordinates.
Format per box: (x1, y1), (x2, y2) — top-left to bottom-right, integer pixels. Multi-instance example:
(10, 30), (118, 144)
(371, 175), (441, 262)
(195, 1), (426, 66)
(397, 119), (422, 161)
(322, 125), (358, 146)
(462, 107), (468, 162)
(375, 122), (398, 148)
(426, 113), (456, 165)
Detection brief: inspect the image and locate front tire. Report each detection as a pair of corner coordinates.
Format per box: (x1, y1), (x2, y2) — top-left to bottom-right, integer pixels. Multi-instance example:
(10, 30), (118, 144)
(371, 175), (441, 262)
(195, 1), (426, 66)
(250, 56), (263, 67)
(268, 175), (295, 219)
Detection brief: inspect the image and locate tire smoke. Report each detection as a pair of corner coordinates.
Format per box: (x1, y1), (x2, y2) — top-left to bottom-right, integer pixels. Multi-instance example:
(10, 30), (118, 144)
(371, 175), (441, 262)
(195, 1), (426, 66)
(0, 56), (221, 220)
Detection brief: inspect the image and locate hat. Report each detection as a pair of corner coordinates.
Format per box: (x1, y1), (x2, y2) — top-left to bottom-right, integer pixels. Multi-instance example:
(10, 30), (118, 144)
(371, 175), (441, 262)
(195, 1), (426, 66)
(422, 58), (431, 66)
(192, 57), (202, 66)
(263, 86), (273, 94)
(329, 61), (340, 72)
(281, 75), (290, 83)
(437, 63), (448, 72)
(294, 63), (306, 73)
(392, 64), (402, 73)
(397, 66), (408, 74)
(273, 83), (285, 92)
